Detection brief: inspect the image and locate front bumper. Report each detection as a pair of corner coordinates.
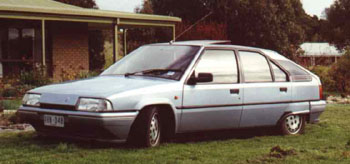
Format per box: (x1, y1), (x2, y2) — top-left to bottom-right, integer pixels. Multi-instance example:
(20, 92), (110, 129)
(309, 100), (326, 123)
(17, 106), (138, 143)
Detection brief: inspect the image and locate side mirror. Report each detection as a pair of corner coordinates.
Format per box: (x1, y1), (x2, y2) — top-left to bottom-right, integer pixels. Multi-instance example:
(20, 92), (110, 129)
(197, 73), (213, 83)
(188, 72), (213, 85)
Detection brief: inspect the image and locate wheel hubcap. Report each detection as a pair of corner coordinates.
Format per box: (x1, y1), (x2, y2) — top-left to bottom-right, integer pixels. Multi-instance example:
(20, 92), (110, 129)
(285, 115), (302, 134)
(149, 113), (160, 145)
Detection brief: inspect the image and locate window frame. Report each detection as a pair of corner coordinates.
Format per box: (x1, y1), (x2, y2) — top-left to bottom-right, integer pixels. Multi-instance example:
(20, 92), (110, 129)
(237, 49), (291, 83)
(269, 60), (291, 82)
(238, 50), (276, 83)
(185, 47), (241, 85)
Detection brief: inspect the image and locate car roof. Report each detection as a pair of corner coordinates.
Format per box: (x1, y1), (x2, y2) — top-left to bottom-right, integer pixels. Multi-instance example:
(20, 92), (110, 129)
(153, 40), (289, 61)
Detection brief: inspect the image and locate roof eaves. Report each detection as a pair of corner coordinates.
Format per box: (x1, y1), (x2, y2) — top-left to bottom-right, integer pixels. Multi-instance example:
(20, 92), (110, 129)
(0, 5), (182, 23)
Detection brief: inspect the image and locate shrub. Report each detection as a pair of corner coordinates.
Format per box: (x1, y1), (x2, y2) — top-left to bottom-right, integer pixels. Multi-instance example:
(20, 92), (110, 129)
(75, 71), (100, 80)
(2, 88), (18, 98)
(19, 64), (51, 87)
(309, 66), (337, 92)
(1, 100), (22, 110)
(330, 49), (350, 93)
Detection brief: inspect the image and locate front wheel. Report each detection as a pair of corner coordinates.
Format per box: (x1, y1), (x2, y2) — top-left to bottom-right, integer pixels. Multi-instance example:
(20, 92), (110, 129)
(279, 114), (305, 135)
(128, 107), (161, 147)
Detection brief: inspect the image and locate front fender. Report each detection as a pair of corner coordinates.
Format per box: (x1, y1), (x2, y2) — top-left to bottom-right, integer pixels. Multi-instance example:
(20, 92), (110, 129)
(134, 98), (177, 110)
(134, 98), (180, 132)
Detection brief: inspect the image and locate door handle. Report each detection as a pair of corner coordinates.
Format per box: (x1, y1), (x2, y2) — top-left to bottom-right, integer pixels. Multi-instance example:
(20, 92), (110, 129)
(280, 87), (288, 92)
(230, 89), (240, 94)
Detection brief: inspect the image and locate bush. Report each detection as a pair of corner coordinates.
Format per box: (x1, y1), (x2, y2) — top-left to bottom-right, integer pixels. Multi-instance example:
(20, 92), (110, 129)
(309, 66), (337, 92)
(330, 49), (350, 93)
(1, 100), (22, 110)
(19, 64), (51, 87)
(2, 87), (18, 98)
(75, 71), (100, 80)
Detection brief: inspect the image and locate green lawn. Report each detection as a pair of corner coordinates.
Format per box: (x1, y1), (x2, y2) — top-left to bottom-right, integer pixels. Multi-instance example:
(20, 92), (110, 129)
(1, 104), (350, 164)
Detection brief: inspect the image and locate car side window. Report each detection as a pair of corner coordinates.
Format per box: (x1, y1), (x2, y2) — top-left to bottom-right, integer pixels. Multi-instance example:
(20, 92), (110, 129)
(195, 50), (238, 84)
(271, 62), (288, 82)
(239, 51), (273, 82)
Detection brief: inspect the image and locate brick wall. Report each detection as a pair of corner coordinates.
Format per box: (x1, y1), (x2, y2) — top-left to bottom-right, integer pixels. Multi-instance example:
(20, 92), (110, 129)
(51, 22), (89, 81)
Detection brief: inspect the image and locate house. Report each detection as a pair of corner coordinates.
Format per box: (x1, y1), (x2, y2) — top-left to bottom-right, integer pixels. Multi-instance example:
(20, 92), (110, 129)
(299, 43), (343, 66)
(0, 0), (180, 80)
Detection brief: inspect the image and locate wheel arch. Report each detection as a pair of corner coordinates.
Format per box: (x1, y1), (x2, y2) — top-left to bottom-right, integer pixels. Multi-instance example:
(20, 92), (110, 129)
(134, 99), (179, 135)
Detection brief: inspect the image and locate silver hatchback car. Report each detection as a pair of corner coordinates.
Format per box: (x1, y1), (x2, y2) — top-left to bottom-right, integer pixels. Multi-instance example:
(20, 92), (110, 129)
(18, 40), (326, 147)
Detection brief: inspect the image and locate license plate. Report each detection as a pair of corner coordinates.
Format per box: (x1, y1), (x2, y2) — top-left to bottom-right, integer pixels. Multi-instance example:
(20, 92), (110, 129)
(43, 115), (64, 128)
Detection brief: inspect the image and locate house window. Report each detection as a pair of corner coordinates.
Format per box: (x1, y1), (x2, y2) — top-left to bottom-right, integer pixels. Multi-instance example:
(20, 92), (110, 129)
(0, 19), (42, 77)
(5, 28), (35, 60)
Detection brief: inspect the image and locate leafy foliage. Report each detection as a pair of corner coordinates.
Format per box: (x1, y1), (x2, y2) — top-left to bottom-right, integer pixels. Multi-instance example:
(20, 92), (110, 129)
(329, 49), (350, 93)
(325, 0), (350, 49)
(176, 21), (228, 40)
(148, 0), (316, 58)
(226, 0), (307, 58)
(19, 65), (51, 87)
(309, 66), (336, 92)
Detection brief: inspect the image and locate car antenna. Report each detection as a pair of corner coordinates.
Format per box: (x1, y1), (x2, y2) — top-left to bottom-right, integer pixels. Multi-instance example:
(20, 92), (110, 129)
(169, 11), (214, 44)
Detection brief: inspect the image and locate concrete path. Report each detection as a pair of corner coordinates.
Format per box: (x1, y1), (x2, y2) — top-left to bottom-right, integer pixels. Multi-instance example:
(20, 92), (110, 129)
(0, 124), (35, 133)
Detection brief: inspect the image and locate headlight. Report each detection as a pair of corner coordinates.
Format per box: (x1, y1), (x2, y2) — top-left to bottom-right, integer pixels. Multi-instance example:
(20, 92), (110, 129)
(22, 93), (41, 107)
(77, 98), (113, 112)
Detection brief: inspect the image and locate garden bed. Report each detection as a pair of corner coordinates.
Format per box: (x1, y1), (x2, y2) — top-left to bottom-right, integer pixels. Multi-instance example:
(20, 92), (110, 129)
(327, 95), (350, 104)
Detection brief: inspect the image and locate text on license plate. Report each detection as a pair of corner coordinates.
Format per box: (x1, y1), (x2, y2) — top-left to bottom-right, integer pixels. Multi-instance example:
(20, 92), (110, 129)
(44, 115), (64, 127)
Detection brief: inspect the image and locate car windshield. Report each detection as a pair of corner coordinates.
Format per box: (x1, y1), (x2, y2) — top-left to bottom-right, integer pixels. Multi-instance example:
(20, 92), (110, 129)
(101, 45), (200, 80)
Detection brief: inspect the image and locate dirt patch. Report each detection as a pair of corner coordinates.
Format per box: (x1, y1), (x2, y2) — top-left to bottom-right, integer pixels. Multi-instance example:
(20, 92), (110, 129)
(247, 146), (297, 163)
(269, 146), (297, 158)
(342, 151), (350, 158)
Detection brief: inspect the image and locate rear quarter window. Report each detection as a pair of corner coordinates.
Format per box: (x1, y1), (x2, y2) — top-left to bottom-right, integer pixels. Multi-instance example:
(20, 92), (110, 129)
(276, 60), (312, 82)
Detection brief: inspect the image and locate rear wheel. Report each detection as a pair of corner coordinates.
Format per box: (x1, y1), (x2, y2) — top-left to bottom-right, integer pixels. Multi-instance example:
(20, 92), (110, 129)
(128, 107), (161, 147)
(280, 114), (305, 135)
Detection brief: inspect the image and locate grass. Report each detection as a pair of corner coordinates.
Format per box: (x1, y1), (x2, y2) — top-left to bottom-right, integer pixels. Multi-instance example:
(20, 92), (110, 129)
(0, 104), (350, 164)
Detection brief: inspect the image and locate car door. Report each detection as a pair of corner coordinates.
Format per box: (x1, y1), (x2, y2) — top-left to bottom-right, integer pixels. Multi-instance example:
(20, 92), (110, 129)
(238, 51), (292, 128)
(179, 49), (243, 132)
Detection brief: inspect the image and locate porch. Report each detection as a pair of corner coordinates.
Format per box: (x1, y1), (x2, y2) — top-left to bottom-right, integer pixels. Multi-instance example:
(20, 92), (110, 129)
(0, 0), (180, 80)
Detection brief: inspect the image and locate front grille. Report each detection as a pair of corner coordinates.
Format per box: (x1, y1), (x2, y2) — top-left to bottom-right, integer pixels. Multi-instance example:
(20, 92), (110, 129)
(40, 103), (76, 111)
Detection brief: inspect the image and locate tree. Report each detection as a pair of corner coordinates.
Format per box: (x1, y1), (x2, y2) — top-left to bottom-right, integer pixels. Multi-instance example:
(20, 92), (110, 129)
(325, 0), (350, 49)
(149, 0), (311, 58)
(135, 0), (154, 14)
(54, 0), (97, 8)
(227, 0), (308, 58)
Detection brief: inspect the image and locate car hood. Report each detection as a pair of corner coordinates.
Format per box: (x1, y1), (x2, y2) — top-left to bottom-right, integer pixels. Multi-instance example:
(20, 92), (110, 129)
(31, 75), (175, 105)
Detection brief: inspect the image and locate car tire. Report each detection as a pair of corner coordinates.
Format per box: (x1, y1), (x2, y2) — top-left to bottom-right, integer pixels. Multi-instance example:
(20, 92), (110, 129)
(128, 107), (161, 147)
(279, 113), (305, 135)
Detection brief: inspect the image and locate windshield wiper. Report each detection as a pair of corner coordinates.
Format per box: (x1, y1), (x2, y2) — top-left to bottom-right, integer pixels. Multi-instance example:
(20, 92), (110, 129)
(124, 69), (182, 77)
